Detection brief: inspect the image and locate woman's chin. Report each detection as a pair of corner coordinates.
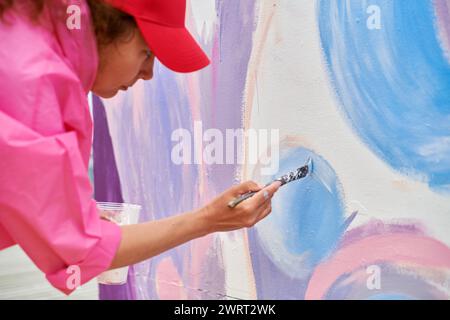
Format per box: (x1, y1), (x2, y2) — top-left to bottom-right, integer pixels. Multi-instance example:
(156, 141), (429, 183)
(91, 88), (119, 99)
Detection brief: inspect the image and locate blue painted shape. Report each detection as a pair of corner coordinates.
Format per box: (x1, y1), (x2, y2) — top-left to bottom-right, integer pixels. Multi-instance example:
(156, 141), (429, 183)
(318, 0), (450, 192)
(255, 147), (345, 276)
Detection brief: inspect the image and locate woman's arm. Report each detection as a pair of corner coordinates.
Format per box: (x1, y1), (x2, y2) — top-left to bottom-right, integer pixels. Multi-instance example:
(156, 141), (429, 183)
(108, 180), (281, 269)
(109, 211), (205, 269)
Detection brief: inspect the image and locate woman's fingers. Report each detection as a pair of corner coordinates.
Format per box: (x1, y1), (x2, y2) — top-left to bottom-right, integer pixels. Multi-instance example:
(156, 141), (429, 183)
(246, 181), (281, 210)
(252, 182), (281, 223)
(229, 180), (262, 197)
(239, 181), (281, 227)
(241, 200), (270, 228)
(257, 202), (273, 222)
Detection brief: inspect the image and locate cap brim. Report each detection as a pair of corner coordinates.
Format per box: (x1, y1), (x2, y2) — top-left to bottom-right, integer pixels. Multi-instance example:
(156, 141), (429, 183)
(136, 19), (210, 73)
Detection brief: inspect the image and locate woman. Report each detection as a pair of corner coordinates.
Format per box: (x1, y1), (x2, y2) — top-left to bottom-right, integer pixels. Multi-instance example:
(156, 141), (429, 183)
(0, 0), (281, 294)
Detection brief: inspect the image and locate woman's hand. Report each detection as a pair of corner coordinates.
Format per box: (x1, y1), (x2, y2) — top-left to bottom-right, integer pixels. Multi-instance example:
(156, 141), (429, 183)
(196, 180), (282, 233)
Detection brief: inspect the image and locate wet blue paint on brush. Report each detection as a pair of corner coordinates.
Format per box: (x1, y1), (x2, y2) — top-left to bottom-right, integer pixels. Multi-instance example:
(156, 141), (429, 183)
(227, 158), (312, 208)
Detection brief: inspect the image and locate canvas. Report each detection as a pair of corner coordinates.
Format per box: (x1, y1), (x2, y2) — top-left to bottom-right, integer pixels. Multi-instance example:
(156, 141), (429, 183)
(93, 0), (450, 300)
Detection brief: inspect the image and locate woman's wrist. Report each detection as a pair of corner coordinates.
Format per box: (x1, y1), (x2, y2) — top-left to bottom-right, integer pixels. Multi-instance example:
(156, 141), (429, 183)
(189, 207), (215, 237)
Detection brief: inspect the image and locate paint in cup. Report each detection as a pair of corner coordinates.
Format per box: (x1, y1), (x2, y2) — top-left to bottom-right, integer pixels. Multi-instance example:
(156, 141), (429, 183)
(96, 202), (141, 285)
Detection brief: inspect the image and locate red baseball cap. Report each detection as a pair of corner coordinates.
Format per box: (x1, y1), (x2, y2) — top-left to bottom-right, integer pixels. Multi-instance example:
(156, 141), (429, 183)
(104, 0), (210, 73)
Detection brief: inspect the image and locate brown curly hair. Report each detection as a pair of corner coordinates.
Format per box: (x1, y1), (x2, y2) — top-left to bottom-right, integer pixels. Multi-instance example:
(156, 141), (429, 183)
(0, 0), (137, 48)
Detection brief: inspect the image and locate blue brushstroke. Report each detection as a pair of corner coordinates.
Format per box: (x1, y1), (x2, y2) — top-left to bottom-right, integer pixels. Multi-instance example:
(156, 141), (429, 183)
(255, 148), (345, 274)
(318, 0), (450, 192)
(368, 293), (415, 300)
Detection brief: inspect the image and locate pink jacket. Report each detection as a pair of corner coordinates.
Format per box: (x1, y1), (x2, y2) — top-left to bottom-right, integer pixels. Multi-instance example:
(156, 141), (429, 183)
(0, 1), (122, 294)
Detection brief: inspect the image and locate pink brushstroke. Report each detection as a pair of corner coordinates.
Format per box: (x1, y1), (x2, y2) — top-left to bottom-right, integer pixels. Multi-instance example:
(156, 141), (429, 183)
(305, 233), (450, 300)
(155, 257), (188, 299)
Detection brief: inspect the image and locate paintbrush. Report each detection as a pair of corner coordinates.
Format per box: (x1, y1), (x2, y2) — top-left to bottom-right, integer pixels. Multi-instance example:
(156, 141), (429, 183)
(227, 157), (313, 208)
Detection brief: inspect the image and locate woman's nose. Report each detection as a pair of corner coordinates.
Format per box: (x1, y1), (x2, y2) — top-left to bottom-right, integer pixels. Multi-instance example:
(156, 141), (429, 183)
(140, 56), (154, 81)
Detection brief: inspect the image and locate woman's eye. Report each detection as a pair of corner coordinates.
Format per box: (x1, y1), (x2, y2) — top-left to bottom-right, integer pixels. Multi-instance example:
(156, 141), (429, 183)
(144, 49), (152, 59)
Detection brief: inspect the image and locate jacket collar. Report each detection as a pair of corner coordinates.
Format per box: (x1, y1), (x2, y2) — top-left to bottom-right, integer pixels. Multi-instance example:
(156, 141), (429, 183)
(50, 0), (99, 94)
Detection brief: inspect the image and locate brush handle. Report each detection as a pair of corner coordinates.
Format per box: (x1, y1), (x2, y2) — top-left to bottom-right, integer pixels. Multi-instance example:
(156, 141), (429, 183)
(227, 191), (259, 208)
(227, 160), (311, 209)
(227, 181), (275, 208)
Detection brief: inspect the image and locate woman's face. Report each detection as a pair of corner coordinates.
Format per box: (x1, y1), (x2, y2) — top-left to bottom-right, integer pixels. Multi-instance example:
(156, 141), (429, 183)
(92, 27), (155, 98)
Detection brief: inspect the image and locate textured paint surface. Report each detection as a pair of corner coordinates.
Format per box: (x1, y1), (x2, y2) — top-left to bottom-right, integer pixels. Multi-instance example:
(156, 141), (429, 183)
(94, 0), (450, 300)
(305, 223), (450, 300)
(97, 0), (257, 299)
(248, 146), (355, 298)
(251, 148), (345, 276)
(318, 0), (450, 192)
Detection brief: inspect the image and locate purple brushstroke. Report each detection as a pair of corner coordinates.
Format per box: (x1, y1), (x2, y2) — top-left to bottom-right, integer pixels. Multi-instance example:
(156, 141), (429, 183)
(338, 220), (427, 249)
(92, 95), (136, 300)
(207, 0), (258, 193)
(436, 0), (450, 52)
(105, 67), (205, 299)
(187, 0), (258, 296)
(340, 211), (358, 233)
(92, 95), (123, 204)
(249, 247), (310, 298)
(93, 0), (258, 299)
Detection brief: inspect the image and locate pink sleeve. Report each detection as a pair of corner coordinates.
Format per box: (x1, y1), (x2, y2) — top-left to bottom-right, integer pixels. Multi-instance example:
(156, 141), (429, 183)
(0, 76), (122, 296)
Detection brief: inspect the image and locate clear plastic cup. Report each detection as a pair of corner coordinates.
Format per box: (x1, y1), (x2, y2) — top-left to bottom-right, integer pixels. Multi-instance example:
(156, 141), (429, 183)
(96, 202), (141, 285)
